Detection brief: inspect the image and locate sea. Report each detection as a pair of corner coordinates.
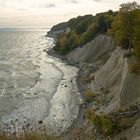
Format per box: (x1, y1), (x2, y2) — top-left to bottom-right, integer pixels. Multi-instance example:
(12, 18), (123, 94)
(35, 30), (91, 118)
(0, 28), (81, 135)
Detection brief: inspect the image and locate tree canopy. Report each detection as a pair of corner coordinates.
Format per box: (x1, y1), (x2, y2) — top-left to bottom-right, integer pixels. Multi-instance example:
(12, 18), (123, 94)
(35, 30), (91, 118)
(108, 1), (140, 56)
(54, 11), (116, 54)
(53, 1), (140, 57)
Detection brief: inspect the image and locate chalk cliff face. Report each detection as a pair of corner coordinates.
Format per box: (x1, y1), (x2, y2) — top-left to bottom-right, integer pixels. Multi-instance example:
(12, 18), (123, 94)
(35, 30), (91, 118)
(91, 47), (140, 112)
(66, 35), (124, 112)
(66, 35), (140, 139)
(120, 58), (140, 107)
(67, 35), (114, 64)
(66, 34), (140, 112)
(91, 47), (125, 113)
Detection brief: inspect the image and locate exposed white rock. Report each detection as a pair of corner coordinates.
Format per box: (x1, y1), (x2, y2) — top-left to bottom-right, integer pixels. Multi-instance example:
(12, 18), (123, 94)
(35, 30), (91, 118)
(90, 47), (140, 114)
(67, 35), (114, 64)
(67, 34), (140, 114)
(91, 47), (126, 113)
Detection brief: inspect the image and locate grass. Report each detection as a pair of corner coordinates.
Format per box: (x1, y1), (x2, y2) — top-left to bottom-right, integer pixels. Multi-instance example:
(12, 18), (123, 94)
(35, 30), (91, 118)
(0, 132), (59, 140)
(85, 110), (116, 137)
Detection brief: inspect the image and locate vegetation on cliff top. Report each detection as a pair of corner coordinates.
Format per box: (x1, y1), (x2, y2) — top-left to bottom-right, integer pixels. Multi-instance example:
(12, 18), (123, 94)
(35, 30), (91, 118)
(108, 2), (140, 57)
(54, 11), (116, 54)
(53, 1), (140, 58)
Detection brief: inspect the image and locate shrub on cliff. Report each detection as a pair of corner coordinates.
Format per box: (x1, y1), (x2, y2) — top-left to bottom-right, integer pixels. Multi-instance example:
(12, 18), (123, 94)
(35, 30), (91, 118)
(85, 110), (116, 137)
(85, 108), (136, 138)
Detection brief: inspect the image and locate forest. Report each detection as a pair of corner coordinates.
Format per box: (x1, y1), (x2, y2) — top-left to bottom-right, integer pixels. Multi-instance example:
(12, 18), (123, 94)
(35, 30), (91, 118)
(53, 2), (140, 57)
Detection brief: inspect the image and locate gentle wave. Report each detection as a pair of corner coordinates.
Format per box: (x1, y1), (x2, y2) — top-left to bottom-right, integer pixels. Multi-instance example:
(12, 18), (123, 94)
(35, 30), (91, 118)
(0, 31), (81, 135)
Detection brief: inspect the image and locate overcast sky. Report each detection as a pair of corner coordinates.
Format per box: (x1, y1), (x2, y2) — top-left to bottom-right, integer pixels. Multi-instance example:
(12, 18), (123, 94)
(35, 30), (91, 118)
(0, 0), (139, 28)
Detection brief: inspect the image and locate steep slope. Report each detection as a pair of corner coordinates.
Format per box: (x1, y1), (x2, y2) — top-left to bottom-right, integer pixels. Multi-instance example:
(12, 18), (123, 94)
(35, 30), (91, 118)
(67, 35), (114, 64)
(66, 35), (140, 139)
(120, 58), (140, 107)
(91, 47), (126, 113)
(91, 48), (140, 113)
(65, 34), (140, 114)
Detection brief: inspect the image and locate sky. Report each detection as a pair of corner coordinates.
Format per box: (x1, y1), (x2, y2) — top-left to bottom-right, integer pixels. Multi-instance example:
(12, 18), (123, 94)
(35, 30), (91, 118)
(0, 0), (139, 28)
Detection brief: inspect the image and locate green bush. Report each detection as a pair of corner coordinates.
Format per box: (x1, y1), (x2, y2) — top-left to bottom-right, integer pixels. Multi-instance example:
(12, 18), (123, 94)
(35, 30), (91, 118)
(85, 109), (135, 137)
(85, 111), (116, 136)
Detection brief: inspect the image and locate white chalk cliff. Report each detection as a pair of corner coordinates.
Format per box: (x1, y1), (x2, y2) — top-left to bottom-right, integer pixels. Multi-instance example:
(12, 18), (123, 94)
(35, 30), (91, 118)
(67, 34), (140, 139)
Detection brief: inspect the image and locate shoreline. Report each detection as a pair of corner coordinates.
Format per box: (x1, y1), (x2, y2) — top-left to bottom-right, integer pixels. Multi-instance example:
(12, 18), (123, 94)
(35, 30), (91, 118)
(47, 47), (87, 137)
(0, 35), (82, 137)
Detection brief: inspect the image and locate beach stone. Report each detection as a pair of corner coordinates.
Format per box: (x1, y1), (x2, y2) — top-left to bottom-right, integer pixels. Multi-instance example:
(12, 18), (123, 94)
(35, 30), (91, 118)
(38, 120), (43, 124)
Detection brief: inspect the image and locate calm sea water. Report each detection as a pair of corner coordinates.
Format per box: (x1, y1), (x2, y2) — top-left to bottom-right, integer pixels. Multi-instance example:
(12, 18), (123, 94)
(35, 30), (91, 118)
(0, 29), (81, 135)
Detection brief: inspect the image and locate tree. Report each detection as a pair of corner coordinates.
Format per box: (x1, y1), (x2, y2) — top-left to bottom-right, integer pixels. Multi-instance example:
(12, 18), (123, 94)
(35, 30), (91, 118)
(120, 2), (140, 53)
(54, 9), (117, 54)
(120, 2), (140, 12)
(109, 1), (140, 54)
(68, 31), (79, 49)
(132, 9), (140, 58)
